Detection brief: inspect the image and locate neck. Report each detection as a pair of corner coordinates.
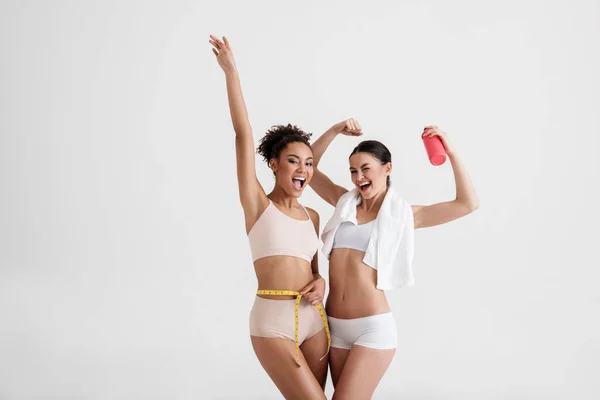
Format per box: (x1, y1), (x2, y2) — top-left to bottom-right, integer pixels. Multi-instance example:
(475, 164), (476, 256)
(269, 186), (298, 208)
(359, 186), (388, 212)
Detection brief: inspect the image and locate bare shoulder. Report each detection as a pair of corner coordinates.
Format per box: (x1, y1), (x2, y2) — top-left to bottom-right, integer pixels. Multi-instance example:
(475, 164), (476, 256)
(411, 205), (424, 214)
(304, 206), (320, 228)
(411, 205), (425, 229)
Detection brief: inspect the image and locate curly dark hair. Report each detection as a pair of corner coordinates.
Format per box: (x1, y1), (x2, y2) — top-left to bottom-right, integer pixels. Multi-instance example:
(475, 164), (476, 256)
(256, 124), (312, 163)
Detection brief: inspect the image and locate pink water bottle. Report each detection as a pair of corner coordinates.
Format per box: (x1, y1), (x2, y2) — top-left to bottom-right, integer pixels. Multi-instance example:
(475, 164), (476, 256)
(422, 131), (447, 166)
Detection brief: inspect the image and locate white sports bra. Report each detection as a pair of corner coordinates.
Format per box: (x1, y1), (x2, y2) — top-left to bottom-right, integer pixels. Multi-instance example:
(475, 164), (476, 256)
(332, 220), (375, 267)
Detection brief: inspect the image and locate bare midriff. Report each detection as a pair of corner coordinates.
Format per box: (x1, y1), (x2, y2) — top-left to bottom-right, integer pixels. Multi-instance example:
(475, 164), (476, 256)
(254, 256), (314, 300)
(326, 248), (391, 319)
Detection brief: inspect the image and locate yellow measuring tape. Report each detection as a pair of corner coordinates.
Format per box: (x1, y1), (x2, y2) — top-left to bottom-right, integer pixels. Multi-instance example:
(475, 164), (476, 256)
(256, 290), (330, 366)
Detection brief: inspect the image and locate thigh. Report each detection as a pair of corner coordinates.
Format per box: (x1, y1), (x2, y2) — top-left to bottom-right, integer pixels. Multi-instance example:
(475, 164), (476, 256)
(251, 336), (327, 400)
(332, 345), (396, 400)
(329, 347), (350, 388)
(299, 328), (329, 389)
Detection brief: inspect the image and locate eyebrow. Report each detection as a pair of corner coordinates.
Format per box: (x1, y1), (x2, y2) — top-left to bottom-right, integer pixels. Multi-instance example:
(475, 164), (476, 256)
(287, 154), (313, 160)
(349, 163), (371, 170)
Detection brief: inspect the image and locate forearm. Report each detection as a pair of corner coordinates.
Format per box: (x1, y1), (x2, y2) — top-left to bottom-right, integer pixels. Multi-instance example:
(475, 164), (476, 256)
(311, 127), (339, 167)
(448, 152), (479, 209)
(310, 255), (321, 280)
(224, 69), (251, 137)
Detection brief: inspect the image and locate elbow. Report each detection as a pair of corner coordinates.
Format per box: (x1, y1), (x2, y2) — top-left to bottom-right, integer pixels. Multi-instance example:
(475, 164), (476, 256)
(469, 202), (479, 213)
(457, 198), (479, 215)
(466, 198), (479, 213)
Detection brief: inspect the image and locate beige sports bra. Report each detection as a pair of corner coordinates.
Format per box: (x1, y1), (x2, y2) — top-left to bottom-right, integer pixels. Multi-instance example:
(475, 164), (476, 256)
(248, 200), (319, 263)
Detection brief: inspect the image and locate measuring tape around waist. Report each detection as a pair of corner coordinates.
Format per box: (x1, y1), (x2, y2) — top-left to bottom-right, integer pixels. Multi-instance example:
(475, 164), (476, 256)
(256, 290), (330, 366)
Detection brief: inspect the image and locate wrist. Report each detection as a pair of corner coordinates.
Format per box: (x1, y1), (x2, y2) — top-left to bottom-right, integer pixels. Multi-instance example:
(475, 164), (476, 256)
(224, 68), (239, 78)
(328, 125), (342, 136)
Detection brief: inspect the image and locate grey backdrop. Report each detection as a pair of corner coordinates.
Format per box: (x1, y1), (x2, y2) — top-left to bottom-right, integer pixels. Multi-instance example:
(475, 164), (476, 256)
(1, 0), (599, 399)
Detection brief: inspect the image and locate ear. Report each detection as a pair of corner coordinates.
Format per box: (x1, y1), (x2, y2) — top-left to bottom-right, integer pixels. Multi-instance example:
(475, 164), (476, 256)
(385, 162), (392, 176)
(269, 158), (277, 175)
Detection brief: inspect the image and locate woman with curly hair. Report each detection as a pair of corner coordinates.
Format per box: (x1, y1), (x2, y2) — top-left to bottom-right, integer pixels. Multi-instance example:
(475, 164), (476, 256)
(209, 35), (329, 399)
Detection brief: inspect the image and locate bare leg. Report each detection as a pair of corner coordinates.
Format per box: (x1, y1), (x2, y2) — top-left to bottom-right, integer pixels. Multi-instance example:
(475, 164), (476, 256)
(251, 336), (327, 400)
(332, 345), (396, 400)
(329, 347), (350, 388)
(299, 328), (329, 389)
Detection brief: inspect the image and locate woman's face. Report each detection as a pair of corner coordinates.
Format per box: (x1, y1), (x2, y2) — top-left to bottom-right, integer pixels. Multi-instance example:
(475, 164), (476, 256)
(270, 142), (314, 198)
(349, 152), (391, 199)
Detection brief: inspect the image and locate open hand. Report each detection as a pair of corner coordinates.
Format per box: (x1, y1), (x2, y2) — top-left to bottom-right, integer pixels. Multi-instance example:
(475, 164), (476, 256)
(209, 34), (236, 73)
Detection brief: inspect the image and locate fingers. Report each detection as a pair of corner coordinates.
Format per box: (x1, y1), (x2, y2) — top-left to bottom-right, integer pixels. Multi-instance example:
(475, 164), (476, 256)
(300, 283), (314, 295)
(209, 34), (228, 53)
(209, 39), (221, 50)
(209, 34), (224, 47)
(310, 298), (323, 306)
(212, 48), (218, 57)
(306, 293), (323, 305)
(348, 118), (355, 129)
(300, 287), (323, 305)
(346, 119), (355, 132)
(423, 125), (442, 137)
(354, 119), (362, 132)
(346, 118), (362, 135)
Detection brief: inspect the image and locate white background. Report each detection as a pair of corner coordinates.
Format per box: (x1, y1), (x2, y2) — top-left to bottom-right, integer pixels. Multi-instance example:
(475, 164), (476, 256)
(1, 0), (599, 399)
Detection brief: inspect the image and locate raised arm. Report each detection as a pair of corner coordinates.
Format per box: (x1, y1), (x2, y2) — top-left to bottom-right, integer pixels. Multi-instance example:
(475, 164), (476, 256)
(210, 35), (268, 232)
(309, 118), (362, 206)
(412, 126), (479, 229)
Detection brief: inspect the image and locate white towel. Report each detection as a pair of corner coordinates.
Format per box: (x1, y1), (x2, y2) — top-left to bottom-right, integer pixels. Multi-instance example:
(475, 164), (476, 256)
(321, 184), (415, 290)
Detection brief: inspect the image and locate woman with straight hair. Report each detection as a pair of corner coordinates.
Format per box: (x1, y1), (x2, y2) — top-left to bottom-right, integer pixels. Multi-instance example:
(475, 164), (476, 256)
(310, 118), (479, 399)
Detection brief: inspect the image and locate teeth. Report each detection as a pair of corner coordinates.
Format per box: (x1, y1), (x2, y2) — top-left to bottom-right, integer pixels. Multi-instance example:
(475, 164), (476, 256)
(293, 177), (305, 181)
(359, 182), (371, 187)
